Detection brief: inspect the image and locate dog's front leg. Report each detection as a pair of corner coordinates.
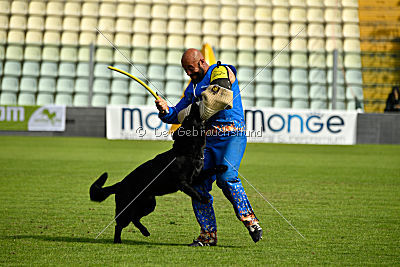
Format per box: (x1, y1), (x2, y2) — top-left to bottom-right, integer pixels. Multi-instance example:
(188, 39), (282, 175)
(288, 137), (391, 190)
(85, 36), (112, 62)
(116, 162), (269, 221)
(193, 165), (228, 182)
(206, 165), (228, 176)
(180, 181), (209, 204)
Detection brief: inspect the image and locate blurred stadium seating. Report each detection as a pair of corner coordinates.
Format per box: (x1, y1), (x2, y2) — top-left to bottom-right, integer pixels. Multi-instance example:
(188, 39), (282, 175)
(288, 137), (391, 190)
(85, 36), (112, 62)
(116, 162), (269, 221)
(0, 0), (398, 112)
(358, 0), (400, 112)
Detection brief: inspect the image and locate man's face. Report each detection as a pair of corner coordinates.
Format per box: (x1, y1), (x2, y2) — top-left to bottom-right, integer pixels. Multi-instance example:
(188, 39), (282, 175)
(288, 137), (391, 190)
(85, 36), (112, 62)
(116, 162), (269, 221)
(394, 87), (399, 98)
(182, 61), (206, 84)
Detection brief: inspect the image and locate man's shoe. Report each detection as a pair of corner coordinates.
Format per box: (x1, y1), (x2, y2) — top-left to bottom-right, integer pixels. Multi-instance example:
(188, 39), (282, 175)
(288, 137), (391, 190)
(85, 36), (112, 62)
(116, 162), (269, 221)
(247, 223), (263, 243)
(188, 230), (217, 247)
(188, 239), (217, 247)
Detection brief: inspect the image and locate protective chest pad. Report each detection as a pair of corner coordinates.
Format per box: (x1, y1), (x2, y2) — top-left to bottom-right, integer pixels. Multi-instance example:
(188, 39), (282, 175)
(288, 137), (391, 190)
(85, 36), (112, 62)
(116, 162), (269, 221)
(210, 62), (232, 90)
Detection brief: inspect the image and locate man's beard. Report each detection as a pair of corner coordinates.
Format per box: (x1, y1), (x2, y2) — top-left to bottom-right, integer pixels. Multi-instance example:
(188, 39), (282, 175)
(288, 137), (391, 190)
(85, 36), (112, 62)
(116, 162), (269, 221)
(192, 63), (205, 84)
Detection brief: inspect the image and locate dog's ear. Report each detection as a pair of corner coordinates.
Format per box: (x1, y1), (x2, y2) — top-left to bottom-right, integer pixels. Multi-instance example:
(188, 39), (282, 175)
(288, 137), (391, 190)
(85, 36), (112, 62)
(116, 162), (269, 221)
(190, 102), (199, 113)
(189, 102), (200, 120)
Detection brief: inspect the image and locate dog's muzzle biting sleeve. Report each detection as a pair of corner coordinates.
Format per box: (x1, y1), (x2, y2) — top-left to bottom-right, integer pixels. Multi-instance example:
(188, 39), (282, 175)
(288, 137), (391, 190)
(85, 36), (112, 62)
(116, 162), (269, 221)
(199, 84), (233, 121)
(177, 85), (233, 123)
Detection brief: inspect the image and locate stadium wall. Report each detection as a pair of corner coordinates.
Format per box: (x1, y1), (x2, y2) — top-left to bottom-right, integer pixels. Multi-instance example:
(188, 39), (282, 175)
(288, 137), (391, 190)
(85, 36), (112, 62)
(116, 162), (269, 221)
(0, 107), (398, 144)
(356, 113), (400, 144)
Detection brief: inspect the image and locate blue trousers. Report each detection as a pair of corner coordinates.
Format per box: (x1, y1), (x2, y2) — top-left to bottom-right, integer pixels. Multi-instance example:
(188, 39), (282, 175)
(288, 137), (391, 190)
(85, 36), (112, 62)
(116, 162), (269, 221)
(192, 134), (258, 234)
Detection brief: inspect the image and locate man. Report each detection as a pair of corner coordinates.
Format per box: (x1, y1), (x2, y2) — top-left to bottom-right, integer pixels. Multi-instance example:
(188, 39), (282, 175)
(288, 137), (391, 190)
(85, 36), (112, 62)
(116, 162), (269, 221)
(384, 86), (400, 112)
(155, 48), (262, 246)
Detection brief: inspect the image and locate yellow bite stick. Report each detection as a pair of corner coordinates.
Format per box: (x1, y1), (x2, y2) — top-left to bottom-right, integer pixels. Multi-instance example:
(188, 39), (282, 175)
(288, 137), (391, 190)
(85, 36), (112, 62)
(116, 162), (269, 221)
(108, 66), (160, 100)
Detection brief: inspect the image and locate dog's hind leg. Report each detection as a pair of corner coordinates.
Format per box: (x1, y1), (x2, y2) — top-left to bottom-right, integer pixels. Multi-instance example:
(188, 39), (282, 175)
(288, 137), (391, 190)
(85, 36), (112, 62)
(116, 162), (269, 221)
(114, 218), (131, 244)
(114, 207), (131, 243)
(114, 224), (123, 244)
(132, 220), (150, 237)
(132, 196), (156, 237)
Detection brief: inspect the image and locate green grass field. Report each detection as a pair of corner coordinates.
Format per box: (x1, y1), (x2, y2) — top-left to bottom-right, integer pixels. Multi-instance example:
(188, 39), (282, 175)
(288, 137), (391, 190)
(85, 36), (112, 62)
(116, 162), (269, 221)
(0, 136), (399, 265)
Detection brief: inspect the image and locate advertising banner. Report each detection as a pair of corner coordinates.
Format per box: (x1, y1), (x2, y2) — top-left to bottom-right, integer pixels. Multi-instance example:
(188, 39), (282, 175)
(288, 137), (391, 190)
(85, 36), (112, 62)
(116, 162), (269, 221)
(244, 108), (357, 145)
(0, 105), (66, 131)
(107, 105), (171, 140)
(106, 105), (357, 145)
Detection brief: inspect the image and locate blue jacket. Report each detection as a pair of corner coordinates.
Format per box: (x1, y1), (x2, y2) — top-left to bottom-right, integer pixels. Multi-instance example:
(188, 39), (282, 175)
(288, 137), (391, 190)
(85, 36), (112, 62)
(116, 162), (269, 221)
(159, 64), (246, 133)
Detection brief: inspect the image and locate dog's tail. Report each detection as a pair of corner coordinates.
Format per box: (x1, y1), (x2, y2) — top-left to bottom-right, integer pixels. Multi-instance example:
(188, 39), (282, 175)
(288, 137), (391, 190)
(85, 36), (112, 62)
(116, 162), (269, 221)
(89, 172), (119, 202)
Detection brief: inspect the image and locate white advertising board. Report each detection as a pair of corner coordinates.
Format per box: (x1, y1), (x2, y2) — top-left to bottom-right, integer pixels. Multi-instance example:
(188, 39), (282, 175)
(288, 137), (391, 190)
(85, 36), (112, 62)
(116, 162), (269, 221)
(107, 105), (357, 145)
(0, 105), (66, 131)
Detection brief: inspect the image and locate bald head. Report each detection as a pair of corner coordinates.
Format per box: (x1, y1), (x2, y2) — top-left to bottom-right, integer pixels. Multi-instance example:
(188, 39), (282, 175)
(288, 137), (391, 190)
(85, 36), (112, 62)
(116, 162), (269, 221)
(181, 48), (204, 66)
(181, 49), (209, 84)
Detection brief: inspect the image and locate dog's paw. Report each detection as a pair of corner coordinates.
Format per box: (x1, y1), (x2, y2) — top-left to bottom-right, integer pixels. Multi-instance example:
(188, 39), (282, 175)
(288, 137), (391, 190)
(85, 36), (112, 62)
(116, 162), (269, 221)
(114, 239), (122, 244)
(141, 229), (150, 237)
(215, 165), (228, 173)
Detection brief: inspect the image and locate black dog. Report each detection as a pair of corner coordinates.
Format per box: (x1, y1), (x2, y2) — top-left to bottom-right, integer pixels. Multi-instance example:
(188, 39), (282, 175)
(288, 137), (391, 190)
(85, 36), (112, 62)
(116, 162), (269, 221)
(90, 103), (227, 243)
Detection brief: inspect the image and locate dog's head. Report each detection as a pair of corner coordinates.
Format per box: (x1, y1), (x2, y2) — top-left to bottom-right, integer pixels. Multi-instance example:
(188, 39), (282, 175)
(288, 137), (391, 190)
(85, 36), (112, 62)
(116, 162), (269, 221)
(172, 103), (206, 153)
(180, 102), (203, 128)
